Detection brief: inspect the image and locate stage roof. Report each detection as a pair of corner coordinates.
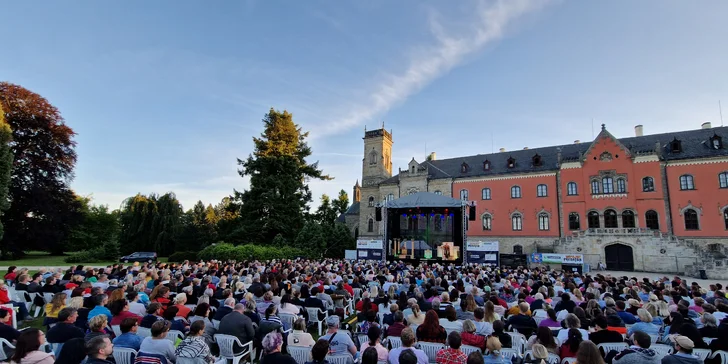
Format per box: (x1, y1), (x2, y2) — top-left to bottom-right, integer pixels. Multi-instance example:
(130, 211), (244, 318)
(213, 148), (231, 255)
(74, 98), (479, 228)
(385, 192), (463, 209)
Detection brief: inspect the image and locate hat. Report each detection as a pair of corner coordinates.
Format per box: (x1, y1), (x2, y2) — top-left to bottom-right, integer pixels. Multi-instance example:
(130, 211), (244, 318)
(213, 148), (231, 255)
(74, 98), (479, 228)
(326, 315), (340, 328)
(627, 299), (641, 307)
(531, 344), (549, 360)
(669, 335), (694, 350)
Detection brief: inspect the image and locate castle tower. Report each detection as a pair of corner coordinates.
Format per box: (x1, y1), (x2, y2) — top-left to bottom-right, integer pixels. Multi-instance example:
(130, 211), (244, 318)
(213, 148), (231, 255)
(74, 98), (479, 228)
(359, 127), (393, 238)
(353, 180), (361, 203)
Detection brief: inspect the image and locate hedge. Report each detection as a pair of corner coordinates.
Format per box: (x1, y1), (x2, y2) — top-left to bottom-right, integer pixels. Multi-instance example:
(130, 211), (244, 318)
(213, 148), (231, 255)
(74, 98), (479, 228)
(168, 251), (199, 263)
(197, 243), (306, 261)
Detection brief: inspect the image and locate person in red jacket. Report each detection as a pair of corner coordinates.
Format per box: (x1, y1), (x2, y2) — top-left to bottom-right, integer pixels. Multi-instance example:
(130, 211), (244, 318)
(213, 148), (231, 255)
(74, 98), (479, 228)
(108, 299), (142, 326)
(0, 279), (30, 321)
(3, 266), (17, 285)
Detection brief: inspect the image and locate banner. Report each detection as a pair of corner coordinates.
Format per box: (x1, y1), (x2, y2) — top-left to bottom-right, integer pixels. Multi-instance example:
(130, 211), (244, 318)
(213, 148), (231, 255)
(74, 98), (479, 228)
(357, 249), (383, 260)
(357, 240), (383, 249)
(357, 239), (384, 261)
(466, 240), (499, 252)
(531, 253), (583, 265)
(466, 240), (499, 264)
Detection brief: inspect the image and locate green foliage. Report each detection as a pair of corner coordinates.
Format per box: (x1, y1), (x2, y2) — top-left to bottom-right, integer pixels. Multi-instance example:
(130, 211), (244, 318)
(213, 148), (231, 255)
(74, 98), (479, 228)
(231, 108), (330, 244)
(64, 238), (120, 263)
(332, 189), (349, 217)
(67, 197), (120, 251)
(168, 251), (199, 262)
(294, 222), (325, 257)
(177, 201), (218, 251)
(0, 82), (81, 256)
(271, 233), (287, 247)
(0, 103), (12, 241)
(118, 193), (183, 256)
(197, 243), (304, 261)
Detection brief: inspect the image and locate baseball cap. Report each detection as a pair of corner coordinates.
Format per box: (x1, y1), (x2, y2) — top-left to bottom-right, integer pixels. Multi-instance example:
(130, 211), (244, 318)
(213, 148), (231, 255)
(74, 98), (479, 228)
(669, 335), (694, 350)
(326, 315), (340, 328)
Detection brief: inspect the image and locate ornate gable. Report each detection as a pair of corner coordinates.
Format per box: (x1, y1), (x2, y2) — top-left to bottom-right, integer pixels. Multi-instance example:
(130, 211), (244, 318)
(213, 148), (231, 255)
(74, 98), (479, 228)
(582, 124), (632, 162)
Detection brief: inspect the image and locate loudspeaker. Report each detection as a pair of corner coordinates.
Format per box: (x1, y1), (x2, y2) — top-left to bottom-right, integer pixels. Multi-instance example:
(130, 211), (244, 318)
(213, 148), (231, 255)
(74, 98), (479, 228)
(375, 207), (382, 221)
(469, 205), (476, 221)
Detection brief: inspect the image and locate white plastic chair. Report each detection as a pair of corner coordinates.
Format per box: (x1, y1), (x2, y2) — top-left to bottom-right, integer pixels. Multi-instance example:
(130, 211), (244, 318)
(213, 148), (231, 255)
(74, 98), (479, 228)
(166, 329), (185, 343)
(460, 345), (482, 356)
(597, 342), (628, 355)
(0, 338), (16, 361)
(693, 348), (712, 361)
(0, 304), (18, 329)
(648, 334), (660, 344)
(49, 342), (64, 357)
(212, 319), (221, 329)
(279, 313), (297, 330)
(29, 293), (43, 317)
(306, 307), (328, 336)
(561, 357), (577, 364)
(111, 324), (122, 337)
(113, 347), (137, 364)
(525, 350), (560, 364)
(388, 336), (402, 349)
(137, 327), (152, 338)
(650, 344), (672, 359)
(357, 333), (369, 348)
(499, 348), (522, 361)
(326, 354), (354, 364)
(215, 334), (254, 364)
(287, 345), (313, 364)
(43, 293), (54, 304)
(711, 351), (728, 364)
(353, 288), (362, 302)
(418, 342), (446, 364)
(705, 337), (717, 345)
(507, 332), (527, 354)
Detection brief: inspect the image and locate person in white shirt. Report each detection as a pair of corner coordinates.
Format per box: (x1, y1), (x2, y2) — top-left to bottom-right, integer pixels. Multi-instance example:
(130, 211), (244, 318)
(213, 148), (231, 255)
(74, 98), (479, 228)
(287, 319), (315, 347)
(128, 292), (147, 317)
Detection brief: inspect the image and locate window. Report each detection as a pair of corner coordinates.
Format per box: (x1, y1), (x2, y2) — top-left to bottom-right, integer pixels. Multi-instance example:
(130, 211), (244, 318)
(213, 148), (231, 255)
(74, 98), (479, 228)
(642, 177), (655, 192)
(622, 210), (636, 228)
(537, 184), (548, 197)
(532, 154), (542, 167)
(567, 182), (578, 196)
(511, 186), (521, 199)
(710, 134), (723, 149)
(460, 189), (469, 201)
(369, 151), (377, 165)
(538, 213), (550, 231)
(387, 193), (394, 201)
(719, 172), (728, 188)
(507, 157), (515, 169)
(587, 211), (600, 228)
(368, 196), (375, 207)
(461, 163), (469, 173)
(604, 209), (618, 228)
(616, 178), (626, 193)
(671, 138), (682, 153)
(645, 210), (659, 230)
(434, 190), (442, 195)
(483, 160), (491, 171)
(482, 214), (492, 231)
(679, 175), (695, 190)
(367, 219), (374, 232)
(591, 180), (600, 194)
(513, 245), (523, 254)
(602, 177), (614, 194)
(481, 188), (491, 200)
(568, 213), (580, 230)
(724, 208), (728, 230)
(410, 166), (415, 174)
(511, 214), (523, 231)
(684, 209), (699, 230)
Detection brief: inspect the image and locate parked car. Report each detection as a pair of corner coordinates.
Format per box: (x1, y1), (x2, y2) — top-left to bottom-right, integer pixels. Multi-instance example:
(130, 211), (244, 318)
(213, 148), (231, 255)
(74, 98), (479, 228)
(120, 252), (157, 263)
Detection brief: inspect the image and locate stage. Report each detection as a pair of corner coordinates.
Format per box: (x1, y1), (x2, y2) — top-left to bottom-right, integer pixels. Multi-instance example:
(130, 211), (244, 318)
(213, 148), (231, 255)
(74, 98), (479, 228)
(383, 192), (466, 265)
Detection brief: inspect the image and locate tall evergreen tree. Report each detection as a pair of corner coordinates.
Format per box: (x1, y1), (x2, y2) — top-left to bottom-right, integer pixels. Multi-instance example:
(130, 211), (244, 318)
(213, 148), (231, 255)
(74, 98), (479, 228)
(118, 192), (183, 256)
(0, 104), (12, 241)
(332, 189), (350, 216)
(0, 82), (81, 256)
(234, 108), (330, 244)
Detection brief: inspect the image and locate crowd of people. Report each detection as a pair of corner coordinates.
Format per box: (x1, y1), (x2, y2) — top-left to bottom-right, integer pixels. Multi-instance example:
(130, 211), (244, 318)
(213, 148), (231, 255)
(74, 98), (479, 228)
(0, 259), (725, 364)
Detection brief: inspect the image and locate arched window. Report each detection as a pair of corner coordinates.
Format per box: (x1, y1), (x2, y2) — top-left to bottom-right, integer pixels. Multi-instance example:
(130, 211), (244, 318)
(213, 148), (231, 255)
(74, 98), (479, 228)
(538, 213), (550, 231)
(511, 186), (521, 199)
(368, 196), (375, 207)
(591, 180), (600, 195)
(602, 177), (614, 194)
(537, 184), (548, 197)
(460, 189), (469, 201)
(645, 210), (659, 230)
(481, 188), (491, 200)
(642, 177), (655, 192)
(567, 182), (578, 196)
(512, 214), (523, 231)
(482, 214), (492, 231)
(587, 211), (600, 228)
(724, 208), (728, 230)
(568, 213), (580, 230)
(461, 163), (469, 173)
(604, 209), (618, 228)
(680, 175), (695, 190)
(369, 151), (377, 165)
(367, 219), (374, 232)
(616, 178), (626, 193)
(719, 172), (728, 189)
(387, 193), (394, 201)
(622, 210), (636, 228)
(684, 209), (699, 230)
(513, 245), (523, 254)
(434, 190), (442, 195)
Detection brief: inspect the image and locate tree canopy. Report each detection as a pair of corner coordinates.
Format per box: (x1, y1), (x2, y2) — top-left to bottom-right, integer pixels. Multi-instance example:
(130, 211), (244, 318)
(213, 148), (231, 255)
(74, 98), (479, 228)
(0, 104), (12, 241)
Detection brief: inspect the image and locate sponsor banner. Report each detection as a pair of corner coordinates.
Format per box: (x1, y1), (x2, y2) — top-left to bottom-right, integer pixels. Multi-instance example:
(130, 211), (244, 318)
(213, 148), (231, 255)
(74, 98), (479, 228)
(466, 240), (499, 252)
(357, 249), (383, 260)
(467, 251), (499, 264)
(531, 253), (584, 265)
(357, 240), (383, 249)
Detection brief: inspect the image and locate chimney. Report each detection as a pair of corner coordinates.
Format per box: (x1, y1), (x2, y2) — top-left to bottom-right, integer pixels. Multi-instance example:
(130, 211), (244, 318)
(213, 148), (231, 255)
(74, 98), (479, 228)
(702, 121), (712, 129)
(499, 148), (506, 153)
(427, 152), (436, 161)
(523, 147), (529, 150)
(574, 140), (580, 144)
(634, 125), (644, 137)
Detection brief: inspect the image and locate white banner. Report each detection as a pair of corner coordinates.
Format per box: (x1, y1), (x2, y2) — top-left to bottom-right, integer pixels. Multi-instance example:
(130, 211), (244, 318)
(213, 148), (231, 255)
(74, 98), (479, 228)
(466, 240), (500, 252)
(532, 253), (584, 264)
(357, 240), (383, 249)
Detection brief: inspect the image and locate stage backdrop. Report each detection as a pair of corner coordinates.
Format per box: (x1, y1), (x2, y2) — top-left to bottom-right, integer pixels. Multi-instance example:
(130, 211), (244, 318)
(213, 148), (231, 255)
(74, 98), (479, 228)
(466, 240), (499, 264)
(357, 239), (384, 260)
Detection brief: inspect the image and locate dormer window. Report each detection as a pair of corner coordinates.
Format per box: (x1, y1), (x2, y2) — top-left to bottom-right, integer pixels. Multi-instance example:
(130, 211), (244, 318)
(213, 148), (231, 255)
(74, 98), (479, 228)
(461, 163), (469, 173)
(710, 134), (723, 150)
(670, 138), (682, 153)
(532, 154), (542, 167)
(483, 160), (491, 171)
(411, 165), (416, 174)
(507, 157), (515, 169)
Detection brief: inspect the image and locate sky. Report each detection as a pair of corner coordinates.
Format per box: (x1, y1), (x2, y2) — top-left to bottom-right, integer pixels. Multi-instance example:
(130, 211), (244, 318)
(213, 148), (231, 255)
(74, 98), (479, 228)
(1, 1), (727, 211)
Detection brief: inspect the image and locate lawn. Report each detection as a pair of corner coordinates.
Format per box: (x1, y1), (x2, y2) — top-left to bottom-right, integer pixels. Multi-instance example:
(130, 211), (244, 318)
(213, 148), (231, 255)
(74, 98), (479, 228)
(0, 251), (169, 268)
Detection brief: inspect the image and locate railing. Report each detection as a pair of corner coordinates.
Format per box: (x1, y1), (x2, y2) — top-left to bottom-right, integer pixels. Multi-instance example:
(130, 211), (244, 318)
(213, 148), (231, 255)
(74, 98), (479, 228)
(570, 228), (660, 237)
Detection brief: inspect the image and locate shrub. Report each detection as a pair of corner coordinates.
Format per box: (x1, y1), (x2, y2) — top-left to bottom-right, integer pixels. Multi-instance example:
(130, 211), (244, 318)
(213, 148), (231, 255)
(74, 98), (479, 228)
(64, 248), (106, 263)
(197, 243), (305, 262)
(168, 251), (199, 263)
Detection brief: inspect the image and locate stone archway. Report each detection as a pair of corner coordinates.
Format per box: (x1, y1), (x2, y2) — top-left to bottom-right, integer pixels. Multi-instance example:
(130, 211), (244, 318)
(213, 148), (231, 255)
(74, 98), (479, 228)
(605, 243), (634, 271)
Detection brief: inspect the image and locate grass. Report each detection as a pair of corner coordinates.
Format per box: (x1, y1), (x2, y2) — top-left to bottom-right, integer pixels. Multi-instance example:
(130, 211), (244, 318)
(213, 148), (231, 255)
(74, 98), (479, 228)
(0, 251), (169, 268)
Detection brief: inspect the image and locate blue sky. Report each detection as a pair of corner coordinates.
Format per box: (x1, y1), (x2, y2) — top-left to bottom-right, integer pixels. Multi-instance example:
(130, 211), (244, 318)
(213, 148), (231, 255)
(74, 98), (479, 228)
(2, 1), (727, 210)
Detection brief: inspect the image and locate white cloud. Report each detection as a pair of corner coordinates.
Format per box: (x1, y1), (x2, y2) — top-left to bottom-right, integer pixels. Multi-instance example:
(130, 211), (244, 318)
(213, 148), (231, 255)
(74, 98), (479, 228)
(314, 0), (550, 137)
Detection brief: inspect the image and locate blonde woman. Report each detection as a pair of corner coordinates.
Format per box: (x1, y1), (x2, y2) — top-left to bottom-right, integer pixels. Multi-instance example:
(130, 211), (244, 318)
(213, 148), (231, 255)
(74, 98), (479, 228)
(572, 289), (584, 304)
(484, 336), (510, 364)
(86, 314), (109, 342)
(484, 301), (501, 323)
(407, 303), (424, 325)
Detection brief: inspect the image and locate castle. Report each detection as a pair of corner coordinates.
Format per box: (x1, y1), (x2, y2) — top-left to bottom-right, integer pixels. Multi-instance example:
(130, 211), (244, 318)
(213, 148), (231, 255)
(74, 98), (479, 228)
(338, 122), (728, 278)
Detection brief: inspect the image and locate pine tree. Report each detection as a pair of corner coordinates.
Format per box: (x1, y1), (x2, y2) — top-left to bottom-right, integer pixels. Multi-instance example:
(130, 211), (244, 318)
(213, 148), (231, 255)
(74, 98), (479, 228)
(332, 189), (349, 216)
(234, 108), (330, 244)
(294, 222), (325, 256)
(0, 104), (12, 241)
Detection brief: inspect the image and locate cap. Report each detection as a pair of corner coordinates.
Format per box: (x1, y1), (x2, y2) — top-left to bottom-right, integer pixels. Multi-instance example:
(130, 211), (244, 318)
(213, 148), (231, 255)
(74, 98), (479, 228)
(326, 315), (340, 328)
(669, 335), (694, 350)
(627, 299), (641, 307)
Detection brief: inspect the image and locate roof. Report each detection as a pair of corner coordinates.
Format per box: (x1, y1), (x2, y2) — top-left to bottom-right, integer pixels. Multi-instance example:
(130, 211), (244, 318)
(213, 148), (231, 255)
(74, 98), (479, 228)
(336, 201), (360, 223)
(385, 192), (462, 209)
(388, 126), (728, 181)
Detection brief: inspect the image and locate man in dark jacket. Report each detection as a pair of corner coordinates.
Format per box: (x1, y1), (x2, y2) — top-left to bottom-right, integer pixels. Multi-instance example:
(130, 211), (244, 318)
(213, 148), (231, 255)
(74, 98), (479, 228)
(213, 297), (236, 321)
(304, 287), (327, 320)
(589, 316), (624, 346)
(610, 331), (659, 364)
(555, 293), (577, 313)
(616, 301), (638, 324)
(47, 308), (85, 344)
(506, 302), (537, 337)
(662, 335), (702, 364)
(218, 303), (256, 354)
